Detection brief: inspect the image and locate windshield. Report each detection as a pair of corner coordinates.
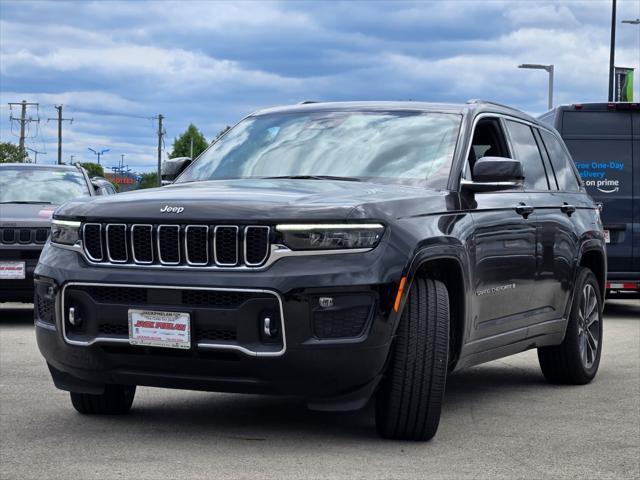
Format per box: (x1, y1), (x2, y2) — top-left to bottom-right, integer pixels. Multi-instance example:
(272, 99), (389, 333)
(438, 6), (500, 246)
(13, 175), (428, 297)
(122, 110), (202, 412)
(0, 167), (91, 204)
(176, 111), (461, 187)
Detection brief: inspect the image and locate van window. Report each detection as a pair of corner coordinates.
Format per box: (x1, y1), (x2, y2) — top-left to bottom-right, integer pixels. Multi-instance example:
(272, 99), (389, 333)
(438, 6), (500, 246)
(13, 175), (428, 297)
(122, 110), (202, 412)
(540, 130), (580, 191)
(562, 112), (631, 135)
(505, 120), (549, 190)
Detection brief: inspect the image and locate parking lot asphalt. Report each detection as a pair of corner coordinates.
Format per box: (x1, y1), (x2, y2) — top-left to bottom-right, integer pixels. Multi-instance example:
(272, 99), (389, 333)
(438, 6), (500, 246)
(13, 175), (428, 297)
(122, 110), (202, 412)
(0, 300), (638, 480)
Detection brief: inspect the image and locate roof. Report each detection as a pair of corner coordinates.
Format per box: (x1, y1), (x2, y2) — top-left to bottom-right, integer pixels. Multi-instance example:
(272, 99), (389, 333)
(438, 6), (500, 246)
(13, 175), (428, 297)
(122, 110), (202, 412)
(0, 162), (78, 170)
(251, 100), (538, 123)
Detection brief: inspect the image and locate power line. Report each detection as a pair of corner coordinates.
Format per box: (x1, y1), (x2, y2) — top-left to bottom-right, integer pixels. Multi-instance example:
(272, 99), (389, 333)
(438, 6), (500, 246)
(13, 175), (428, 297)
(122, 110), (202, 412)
(47, 105), (73, 165)
(26, 147), (46, 164)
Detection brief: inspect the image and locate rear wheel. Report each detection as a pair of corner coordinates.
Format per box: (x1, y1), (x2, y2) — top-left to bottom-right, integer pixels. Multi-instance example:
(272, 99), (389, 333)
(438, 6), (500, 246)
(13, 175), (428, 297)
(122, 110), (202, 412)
(70, 384), (136, 414)
(375, 278), (449, 441)
(538, 267), (603, 384)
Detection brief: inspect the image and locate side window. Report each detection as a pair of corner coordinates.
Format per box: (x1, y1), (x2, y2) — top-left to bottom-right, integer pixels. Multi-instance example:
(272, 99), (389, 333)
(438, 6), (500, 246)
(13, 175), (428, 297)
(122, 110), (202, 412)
(540, 130), (581, 192)
(468, 117), (510, 176)
(505, 120), (549, 190)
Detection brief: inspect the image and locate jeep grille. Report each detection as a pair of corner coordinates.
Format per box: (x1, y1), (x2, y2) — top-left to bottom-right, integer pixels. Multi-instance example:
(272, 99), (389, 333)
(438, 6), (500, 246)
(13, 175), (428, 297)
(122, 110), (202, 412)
(81, 223), (271, 268)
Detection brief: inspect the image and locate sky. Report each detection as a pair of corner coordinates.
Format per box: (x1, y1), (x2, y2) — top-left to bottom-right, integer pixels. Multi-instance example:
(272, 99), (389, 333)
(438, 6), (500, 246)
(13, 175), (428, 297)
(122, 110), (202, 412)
(0, 0), (639, 172)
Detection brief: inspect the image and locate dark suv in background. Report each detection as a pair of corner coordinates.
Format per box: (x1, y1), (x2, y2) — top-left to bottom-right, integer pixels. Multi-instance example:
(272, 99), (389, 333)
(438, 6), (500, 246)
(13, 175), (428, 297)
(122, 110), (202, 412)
(541, 102), (639, 298)
(0, 163), (105, 303)
(35, 101), (605, 440)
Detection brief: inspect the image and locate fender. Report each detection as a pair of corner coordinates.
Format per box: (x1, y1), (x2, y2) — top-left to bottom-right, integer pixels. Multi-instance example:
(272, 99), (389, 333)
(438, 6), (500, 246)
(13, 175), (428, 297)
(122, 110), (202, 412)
(389, 240), (471, 369)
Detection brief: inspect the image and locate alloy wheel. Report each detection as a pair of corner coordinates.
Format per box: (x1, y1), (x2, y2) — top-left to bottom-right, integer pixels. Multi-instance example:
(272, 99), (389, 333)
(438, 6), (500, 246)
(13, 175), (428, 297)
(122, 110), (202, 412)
(577, 284), (600, 369)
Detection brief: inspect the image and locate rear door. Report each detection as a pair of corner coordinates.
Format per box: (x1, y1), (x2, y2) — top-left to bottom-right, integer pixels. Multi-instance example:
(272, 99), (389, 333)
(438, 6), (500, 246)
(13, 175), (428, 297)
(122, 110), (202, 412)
(560, 110), (633, 276)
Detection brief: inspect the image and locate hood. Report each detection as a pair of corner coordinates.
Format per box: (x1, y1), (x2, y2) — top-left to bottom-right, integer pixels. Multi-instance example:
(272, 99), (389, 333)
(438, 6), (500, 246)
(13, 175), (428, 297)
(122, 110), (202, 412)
(0, 203), (57, 228)
(55, 179), (452, 222)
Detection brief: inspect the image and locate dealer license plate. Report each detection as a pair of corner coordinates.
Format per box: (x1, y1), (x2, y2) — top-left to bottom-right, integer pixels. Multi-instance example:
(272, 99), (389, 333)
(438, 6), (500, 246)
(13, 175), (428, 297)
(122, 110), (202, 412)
(603, 229), (610, 244)
(128, 309), (191, 349)
(0, 261), (26, 280)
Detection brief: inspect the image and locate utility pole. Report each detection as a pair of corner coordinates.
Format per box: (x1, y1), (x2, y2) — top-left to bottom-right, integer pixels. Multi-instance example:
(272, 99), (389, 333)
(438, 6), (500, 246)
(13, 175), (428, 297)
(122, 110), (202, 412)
(26, 147), (46, 164)
(120, 154), (126, 188)
(190, 136), (194, 159)
(608, 0), (617, 101)
(8, 100), (39, 160)
(157, 114), (164, 187)
(48, 105), (73, 165)
(70, 155), (75, 163)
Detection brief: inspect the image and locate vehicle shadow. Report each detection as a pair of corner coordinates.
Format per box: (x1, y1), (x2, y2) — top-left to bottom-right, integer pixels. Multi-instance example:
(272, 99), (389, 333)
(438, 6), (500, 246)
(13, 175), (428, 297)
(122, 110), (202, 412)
(0, 305), (33, 325)
(604, 299), (640, 318)
(74, 363), (548, 442)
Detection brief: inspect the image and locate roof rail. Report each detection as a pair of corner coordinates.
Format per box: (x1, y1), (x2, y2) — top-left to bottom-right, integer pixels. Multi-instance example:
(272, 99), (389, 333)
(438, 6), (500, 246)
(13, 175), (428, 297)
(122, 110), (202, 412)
(466, 99), (515, 110)
(297, 100), (318, 105)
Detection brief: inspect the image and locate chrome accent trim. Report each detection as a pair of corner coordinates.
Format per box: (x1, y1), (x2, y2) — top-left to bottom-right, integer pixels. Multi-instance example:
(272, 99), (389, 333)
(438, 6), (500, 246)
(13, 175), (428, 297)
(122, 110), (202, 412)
(185, 225), (209, 266)
(105, 224), (128, 263)
(60, 282), (287, 357)
(131, 224), (154, 264)
(157, 224), (181, 265)
(243, 226), (270, 267)
(213, 225), (239, 266)
(52, 219), (82, 227)
(82, 223), (103, 261)
(276, 223), (384, 231)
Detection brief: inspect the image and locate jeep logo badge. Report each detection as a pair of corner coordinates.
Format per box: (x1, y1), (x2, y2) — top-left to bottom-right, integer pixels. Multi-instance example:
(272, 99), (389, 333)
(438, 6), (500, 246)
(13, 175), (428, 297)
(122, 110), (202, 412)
(160, 205), (184, 214)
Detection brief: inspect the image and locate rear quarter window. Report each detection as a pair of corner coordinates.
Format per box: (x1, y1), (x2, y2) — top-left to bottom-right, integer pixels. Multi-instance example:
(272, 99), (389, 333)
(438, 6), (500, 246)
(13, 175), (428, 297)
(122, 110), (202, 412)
(540, 130), (581, 192)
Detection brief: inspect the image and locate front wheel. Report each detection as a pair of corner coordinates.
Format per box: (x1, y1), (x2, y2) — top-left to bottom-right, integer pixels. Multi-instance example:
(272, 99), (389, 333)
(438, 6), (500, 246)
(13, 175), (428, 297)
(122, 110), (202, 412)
(538, 267), (603, 384)
(375, 278), (449, 441)
(70, 384), (136, 414)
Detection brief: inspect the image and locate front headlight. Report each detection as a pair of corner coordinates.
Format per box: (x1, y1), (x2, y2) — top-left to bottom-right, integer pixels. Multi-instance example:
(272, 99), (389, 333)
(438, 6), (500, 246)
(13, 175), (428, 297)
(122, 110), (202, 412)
(51, 219), (81, 245)
(275, 223), (385, 250)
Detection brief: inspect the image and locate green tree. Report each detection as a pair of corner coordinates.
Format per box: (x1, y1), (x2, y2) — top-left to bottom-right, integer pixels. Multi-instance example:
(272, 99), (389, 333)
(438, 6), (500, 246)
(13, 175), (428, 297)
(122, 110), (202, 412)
(170, 124), (208, 159)
(79, 162), (104, 178)
(137, 172), (158, 189)
(0, 142), (28, 163)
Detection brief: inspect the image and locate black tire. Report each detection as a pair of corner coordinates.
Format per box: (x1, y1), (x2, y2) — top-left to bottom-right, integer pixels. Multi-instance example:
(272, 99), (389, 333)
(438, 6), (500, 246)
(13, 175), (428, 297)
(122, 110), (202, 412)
(375, 278), (449, 441)
(70, 385), (136, 414)
(538, 267), (603, 385)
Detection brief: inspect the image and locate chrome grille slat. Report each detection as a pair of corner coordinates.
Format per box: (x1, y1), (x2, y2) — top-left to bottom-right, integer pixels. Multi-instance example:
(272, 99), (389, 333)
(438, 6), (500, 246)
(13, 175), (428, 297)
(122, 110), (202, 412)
(81, 222), (269, 269)
(185, 225), (209, 266)
(214, 225), (239, 266)
(131, 224), (154, 264)
(105, 224), (128, 263)
(157, 225), (181, 265)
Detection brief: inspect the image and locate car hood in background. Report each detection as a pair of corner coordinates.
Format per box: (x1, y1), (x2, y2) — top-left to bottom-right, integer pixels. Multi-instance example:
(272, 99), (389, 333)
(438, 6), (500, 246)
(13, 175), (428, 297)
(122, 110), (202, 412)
(0, 203), (57, 228)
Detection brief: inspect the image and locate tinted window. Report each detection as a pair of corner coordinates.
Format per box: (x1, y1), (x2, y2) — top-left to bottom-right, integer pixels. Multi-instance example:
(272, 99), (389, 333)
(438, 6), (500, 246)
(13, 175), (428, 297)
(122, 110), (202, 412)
(562, 111), (631, 135)
(540, 130), (580, 191)
(505, 120), (549, 190)
(177, 111), (461, 188)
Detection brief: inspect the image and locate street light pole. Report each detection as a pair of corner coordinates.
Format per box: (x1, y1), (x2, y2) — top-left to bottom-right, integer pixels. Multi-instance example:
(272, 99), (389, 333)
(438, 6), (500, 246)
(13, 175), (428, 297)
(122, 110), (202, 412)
(518, 63), (555, 110)
(88, 147), (110, 165)
(608, 0), (617, 101)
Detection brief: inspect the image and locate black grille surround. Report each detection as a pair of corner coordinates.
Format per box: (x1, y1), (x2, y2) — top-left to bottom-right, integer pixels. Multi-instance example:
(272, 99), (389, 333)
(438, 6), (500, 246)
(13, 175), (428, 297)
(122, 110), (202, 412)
(81, 223), (271, 268)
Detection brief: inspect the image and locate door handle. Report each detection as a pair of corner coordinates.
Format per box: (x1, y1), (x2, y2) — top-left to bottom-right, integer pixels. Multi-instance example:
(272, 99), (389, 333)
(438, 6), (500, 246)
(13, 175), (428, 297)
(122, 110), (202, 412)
(515, 203), (534, 218)
(561, 203), (576, 216)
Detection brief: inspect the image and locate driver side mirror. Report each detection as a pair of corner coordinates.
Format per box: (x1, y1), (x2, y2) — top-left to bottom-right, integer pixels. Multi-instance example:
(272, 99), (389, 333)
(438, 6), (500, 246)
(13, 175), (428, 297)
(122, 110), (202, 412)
(161, 157), (192, 184)
(461, 156), (524, 192)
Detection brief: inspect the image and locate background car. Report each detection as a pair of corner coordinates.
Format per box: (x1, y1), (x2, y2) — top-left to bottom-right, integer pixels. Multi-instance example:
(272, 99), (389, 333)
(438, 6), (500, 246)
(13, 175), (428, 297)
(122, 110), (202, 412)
(0, 163), (101, 303)
(541, 103), (639, 299)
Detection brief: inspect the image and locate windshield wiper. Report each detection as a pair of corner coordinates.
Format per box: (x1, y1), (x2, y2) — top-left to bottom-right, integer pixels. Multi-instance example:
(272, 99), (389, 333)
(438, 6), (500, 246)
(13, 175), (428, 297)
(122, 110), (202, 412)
(261, 175), (361, 182)
(0, 201), (53, 204)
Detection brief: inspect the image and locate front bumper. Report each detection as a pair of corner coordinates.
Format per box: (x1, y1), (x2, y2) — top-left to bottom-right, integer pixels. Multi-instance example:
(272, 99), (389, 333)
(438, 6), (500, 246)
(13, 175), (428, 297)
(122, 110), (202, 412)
(34, 243), (404, 409)
(0, 257), (38, 303)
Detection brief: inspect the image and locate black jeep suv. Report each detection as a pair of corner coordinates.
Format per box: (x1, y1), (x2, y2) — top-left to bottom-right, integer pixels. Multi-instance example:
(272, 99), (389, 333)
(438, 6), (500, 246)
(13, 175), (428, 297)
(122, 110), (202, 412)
(0, 163), (98, 303)
(35, 101), (606, 440)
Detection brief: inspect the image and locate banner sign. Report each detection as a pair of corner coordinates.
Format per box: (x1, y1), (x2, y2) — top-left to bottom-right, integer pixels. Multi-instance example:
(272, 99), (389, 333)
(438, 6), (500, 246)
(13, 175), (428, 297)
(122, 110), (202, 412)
(614, 67), (634, 102)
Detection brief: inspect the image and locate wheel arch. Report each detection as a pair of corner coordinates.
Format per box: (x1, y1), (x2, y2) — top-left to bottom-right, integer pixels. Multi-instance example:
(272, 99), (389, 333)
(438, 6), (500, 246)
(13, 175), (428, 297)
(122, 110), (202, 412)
(576, 241), (607, 299)
(398, 244), (470, 371)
